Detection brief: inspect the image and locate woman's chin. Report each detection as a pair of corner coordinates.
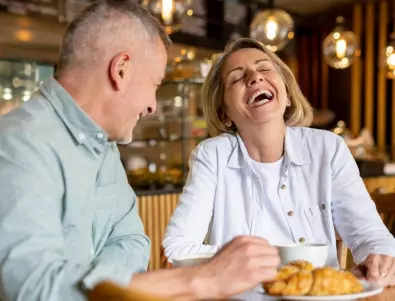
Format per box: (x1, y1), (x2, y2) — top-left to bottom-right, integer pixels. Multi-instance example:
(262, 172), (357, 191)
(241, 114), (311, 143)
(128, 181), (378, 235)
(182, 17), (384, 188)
(246, 112), (285, 125)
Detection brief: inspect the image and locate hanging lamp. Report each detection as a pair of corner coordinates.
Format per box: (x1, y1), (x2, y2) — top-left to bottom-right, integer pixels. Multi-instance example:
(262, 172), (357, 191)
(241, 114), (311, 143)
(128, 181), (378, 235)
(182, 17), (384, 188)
(249, 0), (294, 52)
(322, 16), (359, 69)
(141, 0), (193, 35)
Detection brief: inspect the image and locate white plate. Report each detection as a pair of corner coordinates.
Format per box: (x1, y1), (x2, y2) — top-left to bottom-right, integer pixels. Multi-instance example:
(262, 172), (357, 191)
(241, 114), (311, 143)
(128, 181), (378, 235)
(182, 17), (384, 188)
(260, 280), (383, 301)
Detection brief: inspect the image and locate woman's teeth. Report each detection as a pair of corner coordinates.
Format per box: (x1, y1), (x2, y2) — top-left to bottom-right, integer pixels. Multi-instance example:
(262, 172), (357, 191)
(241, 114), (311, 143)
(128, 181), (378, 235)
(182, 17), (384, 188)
(250, 98), (271, 107)
(247, 90), (274, 107)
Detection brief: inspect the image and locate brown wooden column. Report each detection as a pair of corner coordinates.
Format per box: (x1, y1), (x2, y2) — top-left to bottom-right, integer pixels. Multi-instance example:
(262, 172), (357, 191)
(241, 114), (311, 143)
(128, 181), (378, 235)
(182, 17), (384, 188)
(350, 3), (362, 135)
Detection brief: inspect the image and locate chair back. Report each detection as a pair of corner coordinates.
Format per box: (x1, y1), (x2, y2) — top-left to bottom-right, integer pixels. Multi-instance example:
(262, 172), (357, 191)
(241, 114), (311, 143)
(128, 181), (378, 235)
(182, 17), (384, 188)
(88, 282), (170, 301)
(371, 191), (395, 234)
(335, 230), (348, 269)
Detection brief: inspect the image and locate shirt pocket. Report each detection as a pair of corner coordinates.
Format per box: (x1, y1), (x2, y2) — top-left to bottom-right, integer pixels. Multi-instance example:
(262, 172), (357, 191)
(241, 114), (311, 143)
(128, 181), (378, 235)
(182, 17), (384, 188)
(95, 182), (118, 209)
(304, 204), (329, 244)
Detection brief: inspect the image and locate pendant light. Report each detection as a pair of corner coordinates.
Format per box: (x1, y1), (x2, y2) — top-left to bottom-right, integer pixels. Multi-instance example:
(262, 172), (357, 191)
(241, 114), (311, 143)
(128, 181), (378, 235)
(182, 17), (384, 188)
(385, 3), (395, 79)
(249, 0), (294, 52)
(322, 16), (359, 69)
(141, 0), (193, 35)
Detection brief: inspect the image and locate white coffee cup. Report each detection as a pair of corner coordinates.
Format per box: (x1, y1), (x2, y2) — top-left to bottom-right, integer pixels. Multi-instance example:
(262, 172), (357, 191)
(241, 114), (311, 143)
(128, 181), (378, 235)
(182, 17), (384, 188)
(171, 253), (215, 268)
(275, 243), (329, 267)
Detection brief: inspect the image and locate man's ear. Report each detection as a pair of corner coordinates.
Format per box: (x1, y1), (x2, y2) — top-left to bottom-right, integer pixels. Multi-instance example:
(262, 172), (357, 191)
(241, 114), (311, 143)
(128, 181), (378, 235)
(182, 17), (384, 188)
(109, 52), (131, 91)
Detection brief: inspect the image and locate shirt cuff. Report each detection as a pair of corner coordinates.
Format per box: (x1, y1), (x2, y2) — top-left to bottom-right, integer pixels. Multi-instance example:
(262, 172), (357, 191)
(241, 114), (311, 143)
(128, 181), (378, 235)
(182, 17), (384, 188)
(354, 245), (395, 264)
(81, 263), (133, 290)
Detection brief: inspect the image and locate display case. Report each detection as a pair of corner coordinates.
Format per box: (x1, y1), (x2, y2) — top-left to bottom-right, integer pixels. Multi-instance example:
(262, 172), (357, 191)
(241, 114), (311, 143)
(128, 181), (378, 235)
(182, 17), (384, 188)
(119, 78), (207, 192)
(0, 59), (54, 115)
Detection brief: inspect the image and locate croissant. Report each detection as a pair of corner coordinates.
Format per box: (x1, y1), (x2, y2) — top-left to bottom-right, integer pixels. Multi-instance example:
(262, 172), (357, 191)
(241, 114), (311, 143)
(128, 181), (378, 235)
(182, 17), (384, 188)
(263, 261), (364, 296)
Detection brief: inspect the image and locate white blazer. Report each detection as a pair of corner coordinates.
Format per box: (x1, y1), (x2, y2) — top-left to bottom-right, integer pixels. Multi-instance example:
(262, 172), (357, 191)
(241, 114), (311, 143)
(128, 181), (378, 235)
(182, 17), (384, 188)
(163, 127), (395, 266)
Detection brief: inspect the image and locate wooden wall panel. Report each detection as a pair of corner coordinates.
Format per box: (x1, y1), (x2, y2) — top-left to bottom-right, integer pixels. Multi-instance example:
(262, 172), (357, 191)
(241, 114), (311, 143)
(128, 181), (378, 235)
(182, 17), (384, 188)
(392, 80), (395, 159)
(378, 0), (388, 151)
(137, 193), (180, 270)
(321, 31), (329, 110)
(350, 3), (362, 135)
(364, 2), (375, 133)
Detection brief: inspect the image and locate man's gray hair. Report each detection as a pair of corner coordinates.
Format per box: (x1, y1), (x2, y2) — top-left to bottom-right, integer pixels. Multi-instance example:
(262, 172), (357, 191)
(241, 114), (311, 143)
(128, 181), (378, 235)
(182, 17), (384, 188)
(56, 0), (171, 73)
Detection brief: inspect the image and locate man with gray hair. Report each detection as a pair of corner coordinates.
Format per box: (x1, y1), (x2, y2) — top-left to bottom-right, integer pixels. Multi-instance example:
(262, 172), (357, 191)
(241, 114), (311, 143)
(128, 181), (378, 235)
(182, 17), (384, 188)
(0, 1), (279, 300)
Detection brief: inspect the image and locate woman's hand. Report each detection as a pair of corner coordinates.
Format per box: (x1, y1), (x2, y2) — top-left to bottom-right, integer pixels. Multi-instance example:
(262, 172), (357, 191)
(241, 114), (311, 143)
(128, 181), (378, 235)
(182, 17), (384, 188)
(352, 254), (395, 287)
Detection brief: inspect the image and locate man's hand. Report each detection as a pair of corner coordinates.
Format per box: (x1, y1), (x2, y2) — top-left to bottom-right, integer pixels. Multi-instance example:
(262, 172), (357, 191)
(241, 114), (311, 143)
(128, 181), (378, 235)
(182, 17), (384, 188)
(351, 254), (395, 287)
(129, 236), (279, 300)
(192, 236), (280, 299)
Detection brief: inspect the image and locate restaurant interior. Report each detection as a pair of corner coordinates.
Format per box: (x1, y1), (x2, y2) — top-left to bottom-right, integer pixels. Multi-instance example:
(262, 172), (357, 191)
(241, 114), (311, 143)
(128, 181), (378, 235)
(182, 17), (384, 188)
(1, 0), (395, 279)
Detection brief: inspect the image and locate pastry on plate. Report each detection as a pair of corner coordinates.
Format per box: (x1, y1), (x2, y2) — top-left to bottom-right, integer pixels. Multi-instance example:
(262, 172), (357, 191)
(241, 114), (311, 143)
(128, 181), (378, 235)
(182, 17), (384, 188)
(263, 260), (364, 296)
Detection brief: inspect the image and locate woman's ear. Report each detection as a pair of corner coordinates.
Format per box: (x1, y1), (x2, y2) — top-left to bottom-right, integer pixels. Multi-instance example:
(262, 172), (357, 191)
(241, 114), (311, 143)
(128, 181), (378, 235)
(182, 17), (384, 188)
(218, 108), (227, 122)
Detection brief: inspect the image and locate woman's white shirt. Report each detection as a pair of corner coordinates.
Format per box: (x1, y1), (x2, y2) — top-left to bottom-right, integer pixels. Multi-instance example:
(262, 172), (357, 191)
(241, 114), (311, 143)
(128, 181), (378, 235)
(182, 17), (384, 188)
(250, 157), (296, 244)
(163, 127), (395, 266)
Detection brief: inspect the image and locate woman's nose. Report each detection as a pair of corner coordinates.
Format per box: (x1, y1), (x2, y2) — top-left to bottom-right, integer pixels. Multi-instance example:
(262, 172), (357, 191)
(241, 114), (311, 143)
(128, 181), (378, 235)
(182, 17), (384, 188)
(247, 71), (264, 87)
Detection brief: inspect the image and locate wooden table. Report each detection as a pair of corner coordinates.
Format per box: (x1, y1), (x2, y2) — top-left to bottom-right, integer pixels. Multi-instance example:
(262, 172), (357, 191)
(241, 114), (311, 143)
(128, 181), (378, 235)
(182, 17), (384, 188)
(361, 287), (395, 301)
(89, 281), (395, 301)
(230, 287), (395, 300)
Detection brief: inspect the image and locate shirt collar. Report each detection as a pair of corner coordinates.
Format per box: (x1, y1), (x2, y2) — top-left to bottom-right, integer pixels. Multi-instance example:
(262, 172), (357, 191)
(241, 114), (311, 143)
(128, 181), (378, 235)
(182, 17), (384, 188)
(227, 126), (311, 168)
(39, 77), (108, 148)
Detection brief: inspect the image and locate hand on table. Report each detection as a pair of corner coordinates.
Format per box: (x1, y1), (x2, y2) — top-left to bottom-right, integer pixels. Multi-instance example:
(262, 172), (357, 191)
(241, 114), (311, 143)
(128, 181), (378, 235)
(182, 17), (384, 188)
(351, 254), (395, 287)
(194, 236), (280, 299)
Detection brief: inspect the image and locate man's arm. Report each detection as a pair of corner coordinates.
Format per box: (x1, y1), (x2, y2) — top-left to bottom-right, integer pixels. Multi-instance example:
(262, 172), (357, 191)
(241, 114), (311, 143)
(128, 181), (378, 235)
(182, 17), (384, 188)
(129, 236), (280, 300)
(81, 145), (150, 289)
(0, 134), (136, 300)
(85, 190), (150, 289)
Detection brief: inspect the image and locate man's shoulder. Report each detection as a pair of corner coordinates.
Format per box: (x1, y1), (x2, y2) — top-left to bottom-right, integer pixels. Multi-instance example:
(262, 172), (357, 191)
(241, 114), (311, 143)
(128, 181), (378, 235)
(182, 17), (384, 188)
(0, 93), (57, 139)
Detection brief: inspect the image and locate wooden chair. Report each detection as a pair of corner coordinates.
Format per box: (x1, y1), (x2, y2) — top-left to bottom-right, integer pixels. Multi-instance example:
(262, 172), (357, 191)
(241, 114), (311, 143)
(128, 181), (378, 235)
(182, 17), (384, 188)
(336, 231), (348, 270)
(160, 246), (172, 269)
(88, 282), (169, 301)
(371, 191), (395, 234)
(335, 191), (395, 270)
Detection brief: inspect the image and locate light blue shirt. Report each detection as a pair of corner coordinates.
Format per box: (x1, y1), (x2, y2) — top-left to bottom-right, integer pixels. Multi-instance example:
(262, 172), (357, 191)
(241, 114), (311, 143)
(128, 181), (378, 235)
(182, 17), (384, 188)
(163, 127), (395, 266)
(0, 78), (150, 301)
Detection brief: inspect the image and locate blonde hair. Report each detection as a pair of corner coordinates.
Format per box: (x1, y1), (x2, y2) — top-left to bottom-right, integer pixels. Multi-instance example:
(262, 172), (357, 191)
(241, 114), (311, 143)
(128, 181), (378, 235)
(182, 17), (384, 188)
(202, 38), (313, 137)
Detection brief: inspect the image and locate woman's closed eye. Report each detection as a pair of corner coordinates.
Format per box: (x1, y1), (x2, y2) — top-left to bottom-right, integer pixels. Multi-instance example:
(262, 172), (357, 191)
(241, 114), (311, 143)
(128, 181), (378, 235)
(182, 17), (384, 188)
(231, 77), (243, 84)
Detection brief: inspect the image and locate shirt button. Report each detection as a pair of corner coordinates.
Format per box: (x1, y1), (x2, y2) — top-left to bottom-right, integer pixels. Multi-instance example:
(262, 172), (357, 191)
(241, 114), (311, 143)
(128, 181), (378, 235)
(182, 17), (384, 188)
(299, 237), (306, 243)
(321, 204), (326, 210)
(78, 132), (85, 141)
(96, 132), (104, 139)
(287, 210), (294, 216)
(280, 184), (286, 190)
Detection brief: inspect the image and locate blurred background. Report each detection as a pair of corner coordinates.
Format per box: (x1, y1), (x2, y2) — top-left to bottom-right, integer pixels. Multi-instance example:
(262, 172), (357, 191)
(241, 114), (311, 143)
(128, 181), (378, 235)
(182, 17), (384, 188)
(1, 0), (394, 192)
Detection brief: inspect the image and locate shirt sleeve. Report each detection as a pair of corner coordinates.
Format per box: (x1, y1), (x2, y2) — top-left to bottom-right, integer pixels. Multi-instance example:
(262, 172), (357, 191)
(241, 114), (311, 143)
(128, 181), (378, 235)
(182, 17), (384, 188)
(163, 143), (220, 261)
(331, 135), (395, 264)
(0, 133), (141, 301)
(82, 178), (150, 289)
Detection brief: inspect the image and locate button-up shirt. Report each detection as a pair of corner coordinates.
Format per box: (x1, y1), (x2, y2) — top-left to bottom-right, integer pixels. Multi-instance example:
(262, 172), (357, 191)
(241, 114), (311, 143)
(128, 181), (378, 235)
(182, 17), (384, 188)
(0, 78), (150, 301)
(163, 127), (395, 266)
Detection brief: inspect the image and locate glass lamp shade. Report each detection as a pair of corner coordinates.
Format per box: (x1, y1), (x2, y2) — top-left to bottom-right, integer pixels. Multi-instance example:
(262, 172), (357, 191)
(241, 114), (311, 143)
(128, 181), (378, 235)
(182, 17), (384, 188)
(322, 17), (359, 69)
(249, 9), (294, 52)
(385, 35), (395, 79)
(142, 0), (193, 34)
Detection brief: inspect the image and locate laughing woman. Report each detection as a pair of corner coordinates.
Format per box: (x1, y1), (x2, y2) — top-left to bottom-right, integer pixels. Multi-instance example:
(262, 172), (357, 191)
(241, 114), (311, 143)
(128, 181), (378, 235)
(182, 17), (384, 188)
(163, 38), (395, 286)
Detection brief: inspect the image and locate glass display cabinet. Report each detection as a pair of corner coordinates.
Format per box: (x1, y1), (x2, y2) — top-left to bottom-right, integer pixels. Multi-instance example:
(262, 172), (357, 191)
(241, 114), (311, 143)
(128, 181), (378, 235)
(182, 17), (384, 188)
(0, 59), (54, 115)
(119, 78), (207, 191)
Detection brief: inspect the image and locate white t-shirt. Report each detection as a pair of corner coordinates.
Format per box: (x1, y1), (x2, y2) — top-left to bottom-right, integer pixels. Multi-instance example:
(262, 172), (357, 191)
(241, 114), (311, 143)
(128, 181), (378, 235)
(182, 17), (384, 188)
(250, 157), (294, 245)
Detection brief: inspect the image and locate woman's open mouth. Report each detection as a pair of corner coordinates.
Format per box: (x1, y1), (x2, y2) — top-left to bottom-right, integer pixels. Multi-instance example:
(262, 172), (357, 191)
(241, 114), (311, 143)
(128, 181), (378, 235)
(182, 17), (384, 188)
(246, 90), (274, 108)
